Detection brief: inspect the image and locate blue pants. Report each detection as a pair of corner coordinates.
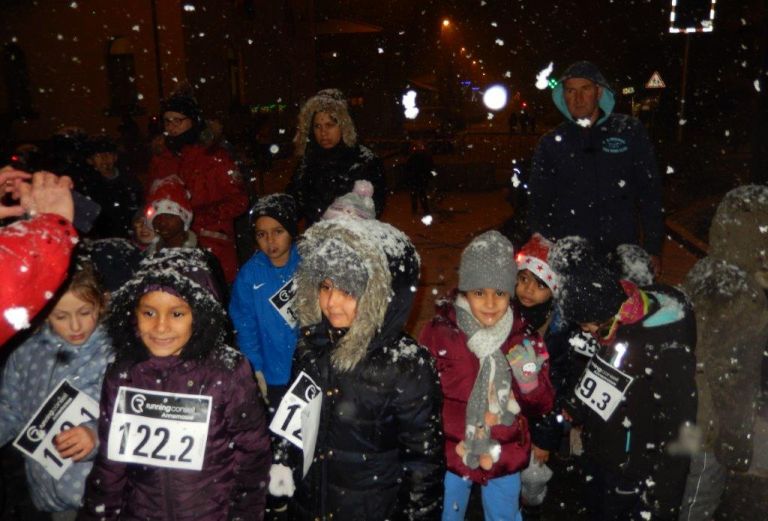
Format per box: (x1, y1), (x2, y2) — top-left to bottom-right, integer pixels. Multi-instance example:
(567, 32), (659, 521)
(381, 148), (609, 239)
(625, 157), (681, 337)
(443, 471), (524, 521)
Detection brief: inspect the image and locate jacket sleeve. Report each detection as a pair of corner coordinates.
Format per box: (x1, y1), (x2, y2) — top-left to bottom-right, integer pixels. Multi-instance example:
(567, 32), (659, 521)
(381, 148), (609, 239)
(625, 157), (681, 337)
(646, 341), (697, 518)
(393, 349), (445, 520)
(78, 367), (128, 520)
(285, 161), (307, 220)
(527, 138), (557, 239)
(0, 214), (78, 346)
(225, 357), (272, 521)
(631, 122), (664, 255)
(0, 343), (30, 445)
(229, 268), (264, 372)
(194, 152), (249, 220)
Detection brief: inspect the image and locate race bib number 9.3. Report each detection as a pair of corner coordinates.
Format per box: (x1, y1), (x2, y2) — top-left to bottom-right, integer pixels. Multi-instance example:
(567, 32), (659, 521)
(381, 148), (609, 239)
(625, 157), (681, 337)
(576, 355), (634, 422)
(107, 387), (212, 471)
(13, 380), (99, 480)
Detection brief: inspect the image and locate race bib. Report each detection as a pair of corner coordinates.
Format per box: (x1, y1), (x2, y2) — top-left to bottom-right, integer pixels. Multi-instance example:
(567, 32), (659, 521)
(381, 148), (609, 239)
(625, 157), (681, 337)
(270, 279), (298, 328)
(107, 387), (212, 471)
(576, 355), (634, 421)
(269, 371), (321, 450)
(13, 380), (99, 480)
(569, 331), (598, 358)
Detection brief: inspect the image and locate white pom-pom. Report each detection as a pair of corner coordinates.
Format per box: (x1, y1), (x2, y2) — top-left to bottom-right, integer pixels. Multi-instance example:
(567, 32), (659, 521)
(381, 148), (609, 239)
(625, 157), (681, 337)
(352, 179), (374, 197)
(268, 464), (295, 497)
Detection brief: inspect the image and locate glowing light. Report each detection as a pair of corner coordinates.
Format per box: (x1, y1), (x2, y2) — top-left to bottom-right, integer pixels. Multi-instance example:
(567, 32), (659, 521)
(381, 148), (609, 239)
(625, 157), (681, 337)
(535, 62), (555, 90)
(442, 19), (451, 27)
(402, 90), (419, 119)
(482, 85), (508, 111)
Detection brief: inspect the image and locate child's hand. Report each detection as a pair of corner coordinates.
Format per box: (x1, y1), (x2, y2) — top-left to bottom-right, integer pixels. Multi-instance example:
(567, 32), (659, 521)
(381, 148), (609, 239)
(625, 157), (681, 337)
(54, 425), (96, 462)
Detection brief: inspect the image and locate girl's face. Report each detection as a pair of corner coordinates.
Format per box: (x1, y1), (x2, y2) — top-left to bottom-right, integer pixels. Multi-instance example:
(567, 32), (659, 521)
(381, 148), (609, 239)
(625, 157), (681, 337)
(48, 291), (100, 345)
(312, 111), (342, 149)
(133, 217), (156, 245)
(136, 291), (193, 357)
(465, 288), (510, 327)
(318, 279), (358, 328)
(515, 269), (553, 308)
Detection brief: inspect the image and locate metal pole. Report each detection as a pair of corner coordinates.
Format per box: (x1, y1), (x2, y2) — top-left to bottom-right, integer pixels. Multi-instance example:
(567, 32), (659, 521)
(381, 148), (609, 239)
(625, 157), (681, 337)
(150, 0), (164, 101)
(677, 33), (691, 144)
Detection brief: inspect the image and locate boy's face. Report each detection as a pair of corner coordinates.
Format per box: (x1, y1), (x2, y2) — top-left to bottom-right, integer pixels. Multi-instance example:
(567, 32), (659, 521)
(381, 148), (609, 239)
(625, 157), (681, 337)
(153, 213), (186, 245)
(255, 216), (292, 267)
(86, 151), (117, 177)
(318, 278), (358, 328)
(465, 288), (510, 327)
(48, 291), (100, 345)
(515, 269), (553, 308)
(136, 290), (193, 357)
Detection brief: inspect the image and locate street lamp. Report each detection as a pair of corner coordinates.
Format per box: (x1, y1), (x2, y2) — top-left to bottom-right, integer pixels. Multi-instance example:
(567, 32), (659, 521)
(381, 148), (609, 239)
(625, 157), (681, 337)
(442, 18), (451, 28)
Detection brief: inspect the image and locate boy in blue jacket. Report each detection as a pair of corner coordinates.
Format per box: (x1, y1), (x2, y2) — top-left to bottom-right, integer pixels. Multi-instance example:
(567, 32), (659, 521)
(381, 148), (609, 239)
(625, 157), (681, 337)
(229, 193), (300, 408)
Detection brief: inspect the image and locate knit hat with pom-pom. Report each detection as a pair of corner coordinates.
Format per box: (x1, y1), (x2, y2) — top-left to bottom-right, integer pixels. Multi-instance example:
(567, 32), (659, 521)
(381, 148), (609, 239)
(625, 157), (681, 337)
(322, 180), (376, 220)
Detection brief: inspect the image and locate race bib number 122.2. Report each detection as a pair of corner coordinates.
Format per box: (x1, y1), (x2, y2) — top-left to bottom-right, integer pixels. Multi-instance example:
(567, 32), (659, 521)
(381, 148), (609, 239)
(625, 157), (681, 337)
(107, 387), (212, 471)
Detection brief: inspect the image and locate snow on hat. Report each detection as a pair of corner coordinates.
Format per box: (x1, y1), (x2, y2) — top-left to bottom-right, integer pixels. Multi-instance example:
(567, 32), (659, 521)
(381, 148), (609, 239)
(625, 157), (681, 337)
(146, 175), (193, 231)
(548, 236), (626, 325)
(323, 180), (376, 221)
(294, 88), (357, 156)
(516, 233), (558, 291)
(609, 244), (654, 287)
(249, 193), (298, 238)
(459, 230), (517, 294)
(300, 236), (368, 298)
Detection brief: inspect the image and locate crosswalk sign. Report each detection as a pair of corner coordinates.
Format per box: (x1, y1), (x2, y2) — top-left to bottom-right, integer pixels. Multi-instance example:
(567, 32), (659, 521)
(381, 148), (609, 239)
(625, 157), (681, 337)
(645, 71), (666, 89)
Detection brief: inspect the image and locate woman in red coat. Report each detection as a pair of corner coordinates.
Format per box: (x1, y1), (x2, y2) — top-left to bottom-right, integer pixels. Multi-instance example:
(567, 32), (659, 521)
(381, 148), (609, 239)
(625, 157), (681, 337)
(147, 92), (248, 282)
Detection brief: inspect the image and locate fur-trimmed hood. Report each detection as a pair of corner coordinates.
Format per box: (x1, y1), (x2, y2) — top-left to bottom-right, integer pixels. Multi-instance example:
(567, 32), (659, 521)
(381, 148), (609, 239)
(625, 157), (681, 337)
(293, 89), (357, 157)
(295, 217), (420, 371)
(107, 249), (227, 363)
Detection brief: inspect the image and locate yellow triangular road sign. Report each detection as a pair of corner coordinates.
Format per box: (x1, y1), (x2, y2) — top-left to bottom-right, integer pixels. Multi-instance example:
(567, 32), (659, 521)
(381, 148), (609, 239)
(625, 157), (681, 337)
(645, 71), (666, 89)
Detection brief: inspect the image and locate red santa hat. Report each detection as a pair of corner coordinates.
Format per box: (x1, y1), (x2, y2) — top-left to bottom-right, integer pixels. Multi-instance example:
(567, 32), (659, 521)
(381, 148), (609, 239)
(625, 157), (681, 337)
(516, 233), (558, 291)
(146, 175), (193, 231)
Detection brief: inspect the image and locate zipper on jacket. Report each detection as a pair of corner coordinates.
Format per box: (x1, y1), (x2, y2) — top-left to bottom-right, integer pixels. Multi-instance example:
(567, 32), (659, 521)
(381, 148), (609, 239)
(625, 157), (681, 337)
(163, 468), (176, 520)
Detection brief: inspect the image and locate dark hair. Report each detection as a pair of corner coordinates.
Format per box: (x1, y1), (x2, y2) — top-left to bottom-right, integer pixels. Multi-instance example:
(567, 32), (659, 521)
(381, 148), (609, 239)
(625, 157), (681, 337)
(107, 251), (226, 363)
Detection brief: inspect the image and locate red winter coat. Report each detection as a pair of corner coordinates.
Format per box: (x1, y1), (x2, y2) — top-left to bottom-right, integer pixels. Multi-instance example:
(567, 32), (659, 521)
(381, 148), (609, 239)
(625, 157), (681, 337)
(0, 214), (77, 346)
(148, 145), (248, 282)
(419, 299), (554, 484)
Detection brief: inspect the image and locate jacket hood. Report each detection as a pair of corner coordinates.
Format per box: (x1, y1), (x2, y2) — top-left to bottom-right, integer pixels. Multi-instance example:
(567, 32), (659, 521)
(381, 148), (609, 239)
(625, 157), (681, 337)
(552, 60), (615, 125)
(296, 216), (420, 371)
(709, 185), (768, 278)
(293, 89), (358, 157)
(107, 249), (227, 363)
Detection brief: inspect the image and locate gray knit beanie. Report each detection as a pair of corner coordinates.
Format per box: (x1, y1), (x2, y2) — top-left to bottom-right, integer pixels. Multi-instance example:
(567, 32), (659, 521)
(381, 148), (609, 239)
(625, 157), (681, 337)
(459, 231), (517, 294)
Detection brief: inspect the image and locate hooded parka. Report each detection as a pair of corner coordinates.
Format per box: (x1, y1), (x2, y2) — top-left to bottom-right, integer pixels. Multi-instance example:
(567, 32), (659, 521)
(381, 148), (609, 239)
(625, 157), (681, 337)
(273, 217), (444, 520)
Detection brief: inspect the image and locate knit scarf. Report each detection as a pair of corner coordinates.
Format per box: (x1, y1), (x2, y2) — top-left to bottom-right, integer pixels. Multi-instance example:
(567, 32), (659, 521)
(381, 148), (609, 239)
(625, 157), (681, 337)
(455, 295), (516, 431)
(598, 280), (650, 344)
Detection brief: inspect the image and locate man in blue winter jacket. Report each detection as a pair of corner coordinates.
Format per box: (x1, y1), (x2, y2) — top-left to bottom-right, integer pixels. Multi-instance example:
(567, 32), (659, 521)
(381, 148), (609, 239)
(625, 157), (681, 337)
(528, 61), (664, 273)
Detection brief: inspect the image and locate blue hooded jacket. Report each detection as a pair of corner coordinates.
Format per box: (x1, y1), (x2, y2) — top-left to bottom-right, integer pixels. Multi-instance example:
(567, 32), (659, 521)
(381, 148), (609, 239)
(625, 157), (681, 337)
(229, 243), (301, 385)
(528, 61), (664, 255)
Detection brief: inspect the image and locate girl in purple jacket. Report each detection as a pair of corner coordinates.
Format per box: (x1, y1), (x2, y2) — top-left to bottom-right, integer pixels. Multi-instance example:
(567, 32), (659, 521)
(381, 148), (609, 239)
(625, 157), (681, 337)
(78, 250), (271, 521)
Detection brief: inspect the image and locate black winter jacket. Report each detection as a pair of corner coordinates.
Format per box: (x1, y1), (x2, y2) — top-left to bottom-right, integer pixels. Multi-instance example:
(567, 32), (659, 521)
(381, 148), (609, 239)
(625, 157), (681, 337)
(564, 284), (697, 518)
(273, 217), (444, 520)
(287, 142), (386, 225)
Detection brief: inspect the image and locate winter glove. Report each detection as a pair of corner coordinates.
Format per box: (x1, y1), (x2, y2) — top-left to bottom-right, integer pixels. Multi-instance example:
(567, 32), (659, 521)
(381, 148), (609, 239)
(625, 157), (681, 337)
(268, 464), (295, 497)
(506, 339), (548, 393)
(254, 371), (268, 403)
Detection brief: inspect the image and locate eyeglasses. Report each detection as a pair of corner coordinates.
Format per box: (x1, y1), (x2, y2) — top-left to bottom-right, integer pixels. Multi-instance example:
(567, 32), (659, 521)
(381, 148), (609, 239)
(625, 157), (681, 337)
(163, 116), (189, 126)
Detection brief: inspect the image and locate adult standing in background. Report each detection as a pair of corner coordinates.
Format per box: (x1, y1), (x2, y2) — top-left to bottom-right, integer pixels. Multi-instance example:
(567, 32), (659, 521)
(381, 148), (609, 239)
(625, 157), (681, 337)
(528, 61), (663, 273)
(286, 89), (386, 225)
(147, 89), (248, 283)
